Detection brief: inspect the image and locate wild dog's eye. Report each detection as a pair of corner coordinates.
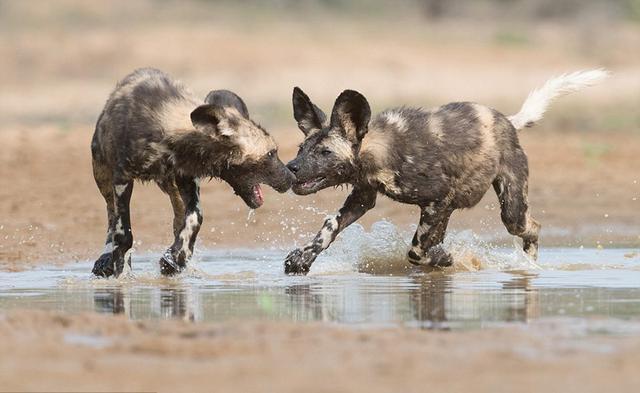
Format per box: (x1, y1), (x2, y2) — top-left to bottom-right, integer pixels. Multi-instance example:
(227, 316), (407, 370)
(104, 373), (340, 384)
(267, 149), (277, 158)
(321, 149), (332, 157)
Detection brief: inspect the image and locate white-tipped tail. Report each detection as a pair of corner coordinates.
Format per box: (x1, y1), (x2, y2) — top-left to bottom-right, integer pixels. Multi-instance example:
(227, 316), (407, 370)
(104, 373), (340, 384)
(508, 69), (610, 130)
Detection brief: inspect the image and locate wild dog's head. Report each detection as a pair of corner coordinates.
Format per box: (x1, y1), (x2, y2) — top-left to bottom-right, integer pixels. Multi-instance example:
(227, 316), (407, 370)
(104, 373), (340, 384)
(184, 90), (294, 208)
(287, 87), (371, 195)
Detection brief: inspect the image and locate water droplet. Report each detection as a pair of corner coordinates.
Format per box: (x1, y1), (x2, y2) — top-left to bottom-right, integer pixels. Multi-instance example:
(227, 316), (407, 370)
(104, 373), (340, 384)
(246, 209), (255, 223)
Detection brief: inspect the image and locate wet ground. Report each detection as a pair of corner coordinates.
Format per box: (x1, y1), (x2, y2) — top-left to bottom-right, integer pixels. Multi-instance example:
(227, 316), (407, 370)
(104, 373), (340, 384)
(2, 225), (639, 334)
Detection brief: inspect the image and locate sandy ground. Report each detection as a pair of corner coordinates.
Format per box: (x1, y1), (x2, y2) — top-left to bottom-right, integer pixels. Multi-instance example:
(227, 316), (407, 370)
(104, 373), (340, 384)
(0, 309), (639, 393)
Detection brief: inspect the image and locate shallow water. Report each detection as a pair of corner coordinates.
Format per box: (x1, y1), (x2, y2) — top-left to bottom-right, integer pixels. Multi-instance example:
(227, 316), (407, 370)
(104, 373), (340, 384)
(1, 224), (639, 334)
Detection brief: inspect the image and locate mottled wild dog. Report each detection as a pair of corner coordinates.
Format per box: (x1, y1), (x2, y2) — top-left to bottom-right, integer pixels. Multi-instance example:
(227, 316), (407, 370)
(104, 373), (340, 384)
(285, 69), (609, 275)
(91, 68), (294, 278)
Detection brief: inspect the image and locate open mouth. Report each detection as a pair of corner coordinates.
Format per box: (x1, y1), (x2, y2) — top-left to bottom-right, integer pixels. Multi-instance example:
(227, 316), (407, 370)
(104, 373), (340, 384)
(235, 184), (264, 209)
(292, 177), (326, 195)
(252, 184), (264, 207)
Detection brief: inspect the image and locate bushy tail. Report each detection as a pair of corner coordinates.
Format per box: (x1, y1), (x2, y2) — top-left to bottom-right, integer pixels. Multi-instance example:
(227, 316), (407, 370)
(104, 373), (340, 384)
(508, 69), (610, 130)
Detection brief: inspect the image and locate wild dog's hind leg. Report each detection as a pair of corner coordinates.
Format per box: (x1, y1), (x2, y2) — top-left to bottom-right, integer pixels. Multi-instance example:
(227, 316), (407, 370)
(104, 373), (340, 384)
(157, 178), (185, 238)
(91, 160), (117, 277)
(493, 152), (541, 259)
(284, 186), (377, 275)
(407, 205), (454, 267)
(159, 176), (202, 276)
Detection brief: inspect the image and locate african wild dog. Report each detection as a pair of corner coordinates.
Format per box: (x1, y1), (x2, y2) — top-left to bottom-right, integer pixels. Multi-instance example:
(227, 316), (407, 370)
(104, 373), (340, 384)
(284, 69), (609, 275)
(91, 68), (294, 278)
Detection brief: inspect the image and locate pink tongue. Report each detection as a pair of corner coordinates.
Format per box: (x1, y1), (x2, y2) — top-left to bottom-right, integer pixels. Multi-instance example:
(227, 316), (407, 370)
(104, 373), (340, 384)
(254, 185), (264, 204)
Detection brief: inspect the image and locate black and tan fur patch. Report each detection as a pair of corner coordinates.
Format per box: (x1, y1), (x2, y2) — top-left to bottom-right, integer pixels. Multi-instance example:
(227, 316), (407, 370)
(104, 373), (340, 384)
(284, 87), (542, 275)
(91, 68), (294, 278)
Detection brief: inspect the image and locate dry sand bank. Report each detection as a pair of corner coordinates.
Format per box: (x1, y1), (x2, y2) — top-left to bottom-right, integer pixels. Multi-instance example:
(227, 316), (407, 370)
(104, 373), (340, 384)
(0, 309), (639, 393)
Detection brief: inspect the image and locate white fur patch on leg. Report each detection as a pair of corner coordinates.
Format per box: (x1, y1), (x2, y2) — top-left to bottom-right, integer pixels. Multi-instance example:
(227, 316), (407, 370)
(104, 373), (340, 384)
(114, 184), (128, 196)
(319, 216), (339, 249)
(409, 245), (426, 259)
(103, 241), (114, 254)
(416, 223), (430, 238)
(122, 248), (134, 276)
(178, 211), (201, 258)
(523, 213), (541, 238)
(115, 218), (124, 235)
(410, 223), (430, 257)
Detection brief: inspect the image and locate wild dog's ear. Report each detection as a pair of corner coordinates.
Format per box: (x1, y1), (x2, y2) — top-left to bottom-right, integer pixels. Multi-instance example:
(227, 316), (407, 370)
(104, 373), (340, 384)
(330, 90), (371, 143)
(293, 87), (327, 136)
(190, 105), (234, 137)
(204, 90), (250, 119)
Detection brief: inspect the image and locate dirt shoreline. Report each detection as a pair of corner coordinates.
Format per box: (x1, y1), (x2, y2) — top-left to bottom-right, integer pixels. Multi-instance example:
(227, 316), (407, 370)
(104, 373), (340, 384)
(0, 309), (637, 393)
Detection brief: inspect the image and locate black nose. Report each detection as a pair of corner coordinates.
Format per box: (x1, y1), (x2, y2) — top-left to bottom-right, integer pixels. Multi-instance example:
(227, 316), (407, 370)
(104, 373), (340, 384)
(287, 161), (299, 174)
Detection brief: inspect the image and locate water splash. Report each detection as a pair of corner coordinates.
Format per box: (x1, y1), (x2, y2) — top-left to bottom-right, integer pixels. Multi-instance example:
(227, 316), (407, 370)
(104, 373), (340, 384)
(444, 230), (541, 271)
(313, 220), (410, 275)
(246, 208), (255, 225)
(310, 220), (540, 275)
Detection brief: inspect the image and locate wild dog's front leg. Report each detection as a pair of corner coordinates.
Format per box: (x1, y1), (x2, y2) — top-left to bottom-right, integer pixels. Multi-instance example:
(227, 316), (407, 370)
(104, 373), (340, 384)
(92, 207), (116, 277)
(408, 206), (454, 267)
(159, 177), (202, 275)
(111, 180), (134, 277)
(285, 186), (376, 275)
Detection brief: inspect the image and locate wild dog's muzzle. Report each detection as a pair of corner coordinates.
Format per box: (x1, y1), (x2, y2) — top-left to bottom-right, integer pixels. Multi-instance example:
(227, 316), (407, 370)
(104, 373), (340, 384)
(270, 166), (296, 193)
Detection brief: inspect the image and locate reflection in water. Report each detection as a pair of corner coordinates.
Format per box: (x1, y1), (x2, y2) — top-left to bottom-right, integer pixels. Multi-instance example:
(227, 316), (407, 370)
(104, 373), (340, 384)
(158, 287), (197, 322)
(1, 247), (640, 331)
(285, 284), (326, 322)
(94, 286), (198, 322)
(88, 272), (544, 329)
(408, 271), (540, 329)
(500, 271), (540, 323)
(410, 273), (450, 330)
(94, 287), (128, 316)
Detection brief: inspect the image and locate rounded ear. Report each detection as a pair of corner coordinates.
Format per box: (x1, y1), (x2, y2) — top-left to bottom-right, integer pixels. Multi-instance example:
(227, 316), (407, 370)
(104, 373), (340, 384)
(190, 104), (218, 126)
(190, 105), (234, 136)
(293, 87), (327, 136)
(205, 89), (250, 119)
(330, 90), (371, 143)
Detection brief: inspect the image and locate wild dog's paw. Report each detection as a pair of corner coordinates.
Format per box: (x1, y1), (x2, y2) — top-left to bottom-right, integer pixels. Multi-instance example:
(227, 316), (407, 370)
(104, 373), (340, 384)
(284, 248), (313, 275)
(92, 253), (114, 278)
(407, 246), (453, 268)
(407, 247), (426, 266)
(159, 248), (185, 276)
(425, 246), (453, 268)
(523, 240), (539, 260)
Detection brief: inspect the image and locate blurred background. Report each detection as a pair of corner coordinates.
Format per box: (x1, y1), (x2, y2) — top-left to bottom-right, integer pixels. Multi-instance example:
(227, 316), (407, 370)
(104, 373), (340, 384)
(0, 0), (638, 267)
